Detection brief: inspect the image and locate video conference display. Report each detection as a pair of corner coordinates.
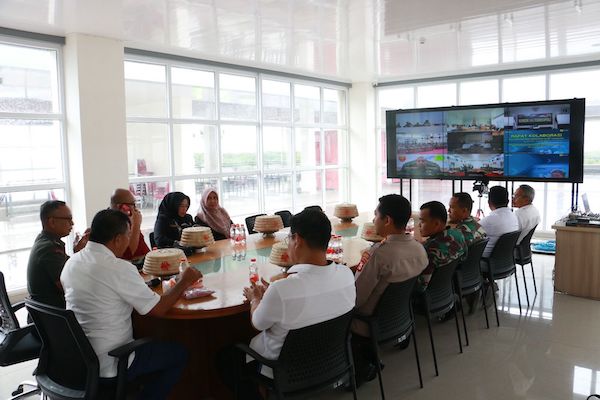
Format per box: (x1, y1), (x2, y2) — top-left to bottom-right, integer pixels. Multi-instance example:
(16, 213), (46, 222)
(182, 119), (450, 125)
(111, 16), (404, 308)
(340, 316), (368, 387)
(386, 99), (585, 183)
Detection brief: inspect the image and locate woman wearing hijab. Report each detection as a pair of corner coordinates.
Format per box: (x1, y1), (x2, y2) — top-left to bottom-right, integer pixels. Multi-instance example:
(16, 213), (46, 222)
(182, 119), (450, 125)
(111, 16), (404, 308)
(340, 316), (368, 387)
(153, 191), (194, 248)
(195, 188), (233, 241)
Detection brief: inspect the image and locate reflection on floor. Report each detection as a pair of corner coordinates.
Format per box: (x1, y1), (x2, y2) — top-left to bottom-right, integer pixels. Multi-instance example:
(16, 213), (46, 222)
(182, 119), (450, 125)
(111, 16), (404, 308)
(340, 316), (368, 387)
(2, 254), (600, 400)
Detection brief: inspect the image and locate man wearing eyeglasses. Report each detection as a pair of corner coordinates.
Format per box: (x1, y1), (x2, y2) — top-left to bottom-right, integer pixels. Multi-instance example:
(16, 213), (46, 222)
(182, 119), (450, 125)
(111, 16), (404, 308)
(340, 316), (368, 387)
(27, 200), (89, 308)
(110, 188), (149, 261)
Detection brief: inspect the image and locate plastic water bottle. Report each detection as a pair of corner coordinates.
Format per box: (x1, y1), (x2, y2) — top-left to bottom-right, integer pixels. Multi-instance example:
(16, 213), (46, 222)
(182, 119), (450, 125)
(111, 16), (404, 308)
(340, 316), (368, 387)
(230, 224), (237, 246)
(249, 258), (259, 284)
(240, 224), (247, 246)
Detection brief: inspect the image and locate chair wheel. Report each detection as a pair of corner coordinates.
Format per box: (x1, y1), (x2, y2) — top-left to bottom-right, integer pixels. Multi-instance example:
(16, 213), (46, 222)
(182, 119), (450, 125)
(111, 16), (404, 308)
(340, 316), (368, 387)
(12, 385), (24, 396)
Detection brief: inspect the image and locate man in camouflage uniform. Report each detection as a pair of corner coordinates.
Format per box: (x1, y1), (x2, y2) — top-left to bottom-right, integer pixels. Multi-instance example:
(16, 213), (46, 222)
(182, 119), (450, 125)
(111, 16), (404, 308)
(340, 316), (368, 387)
(418, 201), (467, 290)
(448, 192), (486, 246)
(27, 200), (88, 308)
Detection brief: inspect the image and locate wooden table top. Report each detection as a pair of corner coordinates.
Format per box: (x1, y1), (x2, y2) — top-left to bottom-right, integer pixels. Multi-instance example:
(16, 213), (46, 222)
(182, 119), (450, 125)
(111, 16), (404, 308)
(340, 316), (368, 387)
(144, 211), (420, 319)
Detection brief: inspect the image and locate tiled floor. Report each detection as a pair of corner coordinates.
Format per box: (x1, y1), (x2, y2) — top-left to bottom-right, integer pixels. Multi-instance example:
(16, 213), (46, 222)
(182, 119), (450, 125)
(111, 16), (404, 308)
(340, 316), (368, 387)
(3, 253), (600, 400)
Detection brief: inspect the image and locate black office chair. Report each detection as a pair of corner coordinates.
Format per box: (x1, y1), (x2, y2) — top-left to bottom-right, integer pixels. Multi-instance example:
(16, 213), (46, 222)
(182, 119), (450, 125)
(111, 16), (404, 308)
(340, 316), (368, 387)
(245, 213), (266, 234)
(455, 239), (490, 345)
(25, 299), (151, 400)
(235, 309), (357, 400)
(0, 272), (41, 399)
(303, 205), (323, 212)
(480, 230), (522, 326)
(417, 259), (463, 377)
(275, 210), (293, 228)
(149, 232), (156, 248)
(354, 276), (423, 399)
(515, 224), (538, 306)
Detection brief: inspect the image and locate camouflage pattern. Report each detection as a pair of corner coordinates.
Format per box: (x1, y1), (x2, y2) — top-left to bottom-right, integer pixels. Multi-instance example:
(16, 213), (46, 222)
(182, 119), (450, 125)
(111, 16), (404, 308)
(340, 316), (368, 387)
(420, 227), (467, 288)
(455, 216), (486, 246)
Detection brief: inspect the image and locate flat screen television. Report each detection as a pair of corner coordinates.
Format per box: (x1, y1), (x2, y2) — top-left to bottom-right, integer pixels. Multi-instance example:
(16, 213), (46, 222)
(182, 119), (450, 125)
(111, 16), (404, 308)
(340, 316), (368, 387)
(385, 98), (585, 183)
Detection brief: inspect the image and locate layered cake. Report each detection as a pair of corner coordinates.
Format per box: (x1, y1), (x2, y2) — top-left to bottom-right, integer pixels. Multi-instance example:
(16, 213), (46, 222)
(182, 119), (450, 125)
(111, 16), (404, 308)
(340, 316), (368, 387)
(254, 215), (284, 234)
(269, 241), (293, 267)
(179, 226), (215, 248)
(143, 248), (185, 276)
(361, 222), (384, 242)
(334, 203), (359, 221)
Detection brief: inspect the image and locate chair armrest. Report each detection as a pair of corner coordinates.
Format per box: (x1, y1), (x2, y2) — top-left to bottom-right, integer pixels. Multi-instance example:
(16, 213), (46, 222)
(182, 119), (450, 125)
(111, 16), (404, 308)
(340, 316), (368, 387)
(11, 301), (26, 313)
(108, 338), (152, 360)
(234, 343), (278, 368)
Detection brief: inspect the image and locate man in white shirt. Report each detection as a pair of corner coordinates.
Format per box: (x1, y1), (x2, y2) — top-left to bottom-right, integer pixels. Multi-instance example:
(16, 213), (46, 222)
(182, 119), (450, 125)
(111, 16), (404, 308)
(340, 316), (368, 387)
(222, 209), (356, 399)
(61, 209), (202, 400)
(512, 184), (541, 244)
(479, 186), (519, 258)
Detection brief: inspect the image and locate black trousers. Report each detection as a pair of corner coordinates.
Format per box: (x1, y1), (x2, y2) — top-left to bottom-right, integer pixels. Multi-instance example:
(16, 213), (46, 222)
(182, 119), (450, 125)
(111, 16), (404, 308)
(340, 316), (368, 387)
(216, 345), (263, 400)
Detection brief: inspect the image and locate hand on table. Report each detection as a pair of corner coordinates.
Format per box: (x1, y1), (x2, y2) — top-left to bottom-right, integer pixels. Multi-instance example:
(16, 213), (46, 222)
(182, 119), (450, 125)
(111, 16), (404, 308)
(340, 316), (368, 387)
(243, 283), (267, 303)
(180, 267), (203, 287)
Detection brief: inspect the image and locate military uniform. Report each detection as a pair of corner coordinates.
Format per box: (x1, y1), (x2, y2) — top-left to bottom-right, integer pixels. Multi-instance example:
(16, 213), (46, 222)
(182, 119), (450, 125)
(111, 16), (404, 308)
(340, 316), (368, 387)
(455, 216), (486, 246)
(420, 227), (467, 288)
(27, 231), (69, 308)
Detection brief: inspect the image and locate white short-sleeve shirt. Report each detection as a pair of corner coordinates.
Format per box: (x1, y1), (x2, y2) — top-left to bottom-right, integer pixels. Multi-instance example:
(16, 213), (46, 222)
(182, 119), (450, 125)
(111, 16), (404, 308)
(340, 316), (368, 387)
(479, 207), (520, 257)
(249, 262), (356, 362)
(514, 204), (541, 244)
(61, 241), (160, 378)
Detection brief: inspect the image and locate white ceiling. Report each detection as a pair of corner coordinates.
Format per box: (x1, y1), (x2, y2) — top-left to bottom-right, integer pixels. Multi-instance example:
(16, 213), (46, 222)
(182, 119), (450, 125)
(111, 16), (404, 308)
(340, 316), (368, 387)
(1, 0), (600, 82)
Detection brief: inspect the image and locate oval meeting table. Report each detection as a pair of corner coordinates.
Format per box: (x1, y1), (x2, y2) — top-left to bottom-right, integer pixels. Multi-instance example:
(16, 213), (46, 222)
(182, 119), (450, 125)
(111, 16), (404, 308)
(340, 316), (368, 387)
(133, 212), (420, 399)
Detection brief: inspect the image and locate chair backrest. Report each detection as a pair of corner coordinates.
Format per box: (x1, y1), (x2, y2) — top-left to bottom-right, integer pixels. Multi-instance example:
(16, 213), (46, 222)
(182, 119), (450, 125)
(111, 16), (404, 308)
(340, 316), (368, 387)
(149, 232), (156, 248)
(515, 225), (537, 265)
(425, 259), (460, 314)
(245, 213), (266, 234)
(488, 230), (521, 278)
(370, 276), (418, 343)
(0, 272), (19, 334)
(457, 239), (489, 292)
(275, 309), (354, 394)
(25, 299), (99, 397)
(275, 210), (293, 228)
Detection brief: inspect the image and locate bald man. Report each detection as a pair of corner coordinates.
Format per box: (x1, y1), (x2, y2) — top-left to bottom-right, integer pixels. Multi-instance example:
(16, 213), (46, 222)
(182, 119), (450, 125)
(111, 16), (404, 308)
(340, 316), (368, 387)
(110, 188), (149, 261)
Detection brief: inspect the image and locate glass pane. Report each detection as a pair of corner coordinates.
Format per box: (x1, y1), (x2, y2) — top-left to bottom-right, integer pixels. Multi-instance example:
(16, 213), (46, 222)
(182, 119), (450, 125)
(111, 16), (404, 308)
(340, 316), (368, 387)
(294, 84), (320, 123)
(378, 87), (414, 127)
(124, 61), (167, 118)
(0, 43), (59, 114)
(0, 249), (30, 291)
(173, 124), (218, 175)
(324, 129), (339, 166)
(219, 74), (256, 120)
(262, 80), (291, 122)
(171, 67), (215, 119)
(325, 169), (345, 206)
(221, 175), (259, 217)
(417, 83), (457, 108)
(459, 80), (499, 105)
(501, 75), (546, 102)
(295, 128), (321, 167)
(126, 123), (170, 177)
(0, 189), (66, 254)
(295, 170), (322, 211)
(221, 125), (257, 172)
(174, 178), (219, 217)
(264, 173), (293, 213)
(130, 180), (171, 231)
(263, 126), (292, 170)
(584, 120), (600, 165)
(0, 119), (63, 186)
(323, 88), (346, 125)
(546, 182), (572, 230)
(413, 180), (453, 210)
(550, 69), (600, 116)
(380, 168), (400, 196)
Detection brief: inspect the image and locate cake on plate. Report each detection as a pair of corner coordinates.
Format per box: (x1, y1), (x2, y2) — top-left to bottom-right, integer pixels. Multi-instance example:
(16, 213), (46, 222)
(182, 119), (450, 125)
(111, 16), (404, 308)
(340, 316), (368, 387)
(361, 222), (384, 242)
(179, 226), (215, 248)
(143, 248), (185, 276)
(334, 203), (359, 221)
(254, 215), (284, 234)
(269, 241), (293, 267)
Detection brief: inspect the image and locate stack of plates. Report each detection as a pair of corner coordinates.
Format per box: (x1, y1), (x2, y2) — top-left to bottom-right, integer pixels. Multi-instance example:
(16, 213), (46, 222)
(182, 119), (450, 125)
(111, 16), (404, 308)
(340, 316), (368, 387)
(334, 203), (359, 221)
(254, 215), (284, 234)
(361, 222), (384, 242)
(180, 226), (215, 248)
(269, 241), (293, 267)
(143, 248), (185, 276)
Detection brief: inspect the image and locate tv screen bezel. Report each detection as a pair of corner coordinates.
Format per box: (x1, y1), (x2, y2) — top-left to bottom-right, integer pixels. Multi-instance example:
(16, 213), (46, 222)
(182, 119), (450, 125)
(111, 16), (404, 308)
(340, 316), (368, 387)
(385, 98), (585, 183)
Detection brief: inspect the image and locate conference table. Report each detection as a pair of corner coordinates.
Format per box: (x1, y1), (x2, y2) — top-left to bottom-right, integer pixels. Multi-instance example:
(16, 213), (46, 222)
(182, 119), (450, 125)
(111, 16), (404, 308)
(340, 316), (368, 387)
(133, 212), (388, 399)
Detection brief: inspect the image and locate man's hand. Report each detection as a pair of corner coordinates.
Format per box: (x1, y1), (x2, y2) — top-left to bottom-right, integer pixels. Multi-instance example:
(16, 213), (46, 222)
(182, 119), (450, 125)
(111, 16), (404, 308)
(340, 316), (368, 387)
(130, 206), (142, 228)
(179, 267), (203, 287)
(73, 229), (91, 253)
(243, 283), (267, 303)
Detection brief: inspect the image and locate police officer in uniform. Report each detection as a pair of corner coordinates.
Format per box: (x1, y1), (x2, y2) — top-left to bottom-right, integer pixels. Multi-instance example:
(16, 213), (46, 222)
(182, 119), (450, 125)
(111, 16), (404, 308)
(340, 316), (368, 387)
(27, 200), (89, 308)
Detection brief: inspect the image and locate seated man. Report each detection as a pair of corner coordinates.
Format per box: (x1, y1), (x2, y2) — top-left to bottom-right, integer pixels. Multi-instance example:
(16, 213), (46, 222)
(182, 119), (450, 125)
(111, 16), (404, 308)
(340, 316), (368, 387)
(27, 200), (89, 308)
(479, 186), (519, 257)
(512, 184), (541, 244)
(226, 209), (355, 399)
(419, 201), (467, 289)
(110, 188), (149, 261)
(61, 209), (202, 400)
(448, 192), (487, 246)
(352, 194), (428, 384)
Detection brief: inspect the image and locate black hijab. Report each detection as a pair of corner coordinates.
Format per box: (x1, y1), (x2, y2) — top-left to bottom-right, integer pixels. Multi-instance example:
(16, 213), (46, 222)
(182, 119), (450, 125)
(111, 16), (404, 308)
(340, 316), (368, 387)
(157, 192), (192, 223)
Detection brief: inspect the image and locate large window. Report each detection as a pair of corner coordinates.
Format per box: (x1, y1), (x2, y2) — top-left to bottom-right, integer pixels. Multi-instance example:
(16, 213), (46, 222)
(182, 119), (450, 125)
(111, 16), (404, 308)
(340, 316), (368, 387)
(0, 40), (66, 292)
(124, 59), (348, 228)
(376, 66), (600, 232)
